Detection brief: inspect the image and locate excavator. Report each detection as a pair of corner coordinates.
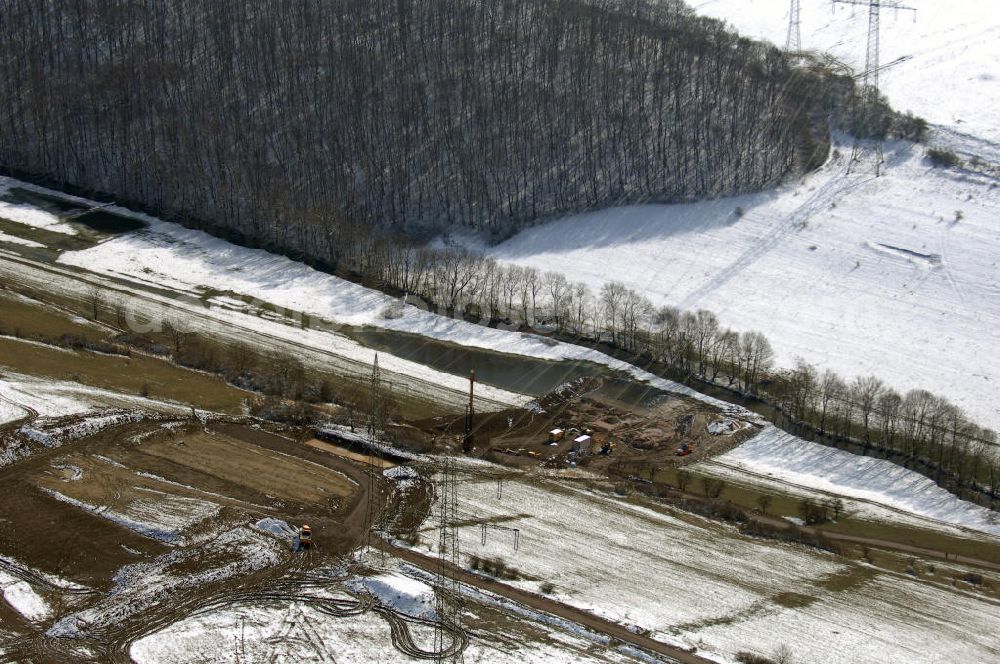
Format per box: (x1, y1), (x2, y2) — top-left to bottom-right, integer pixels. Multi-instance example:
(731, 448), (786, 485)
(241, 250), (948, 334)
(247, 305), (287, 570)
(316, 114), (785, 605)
(298, 524), (313, 551)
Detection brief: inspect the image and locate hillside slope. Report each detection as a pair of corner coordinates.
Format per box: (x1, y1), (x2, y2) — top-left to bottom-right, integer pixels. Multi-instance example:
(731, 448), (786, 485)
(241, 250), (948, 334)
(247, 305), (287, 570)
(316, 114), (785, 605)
(489, 142), (1000, 429)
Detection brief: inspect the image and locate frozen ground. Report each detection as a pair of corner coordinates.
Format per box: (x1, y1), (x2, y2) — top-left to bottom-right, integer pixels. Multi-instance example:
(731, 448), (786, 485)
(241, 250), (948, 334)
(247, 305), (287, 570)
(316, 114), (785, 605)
(490, 144), (1000, 429)
(415, 466), (1000, 664)
(0, 372), (189, 421)
(0, 175), (719, 411)
(694, 0), (1000, 145)
(129, 575), (674, 664)
(698, 425), (1000, 538)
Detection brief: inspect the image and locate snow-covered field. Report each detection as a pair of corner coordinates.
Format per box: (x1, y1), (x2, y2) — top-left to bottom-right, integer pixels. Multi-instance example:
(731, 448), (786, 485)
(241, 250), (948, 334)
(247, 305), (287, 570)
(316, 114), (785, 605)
(416, 467), (1000, 664)
(694, 0), (1000, 145)
(698, 425), (1000, 538)
(49, 224), (731, 408)
(0, 398), (25, 426)
(347, 572), (437, 619)
(490, 144), (1000, 429)
(129, 587), (654, 664)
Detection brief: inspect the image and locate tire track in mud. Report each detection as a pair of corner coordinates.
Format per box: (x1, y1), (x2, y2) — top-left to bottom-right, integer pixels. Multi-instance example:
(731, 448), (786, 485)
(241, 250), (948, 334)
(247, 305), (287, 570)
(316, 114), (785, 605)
(0, 390), (38, 434)
(381, 540), (715, 664)
(1, 436), (467, 664)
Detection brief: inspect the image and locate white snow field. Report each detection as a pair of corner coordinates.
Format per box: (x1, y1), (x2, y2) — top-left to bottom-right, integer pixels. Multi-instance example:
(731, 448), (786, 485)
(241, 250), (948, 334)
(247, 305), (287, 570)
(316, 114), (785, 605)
(347, 572), (437, 619)
(490, 144), (1000, 429)
(700, 425), (1000, 537)
(0, 398), (25, 426)
(417, 467), (1000, 664)
(694, 0), (1000, 145)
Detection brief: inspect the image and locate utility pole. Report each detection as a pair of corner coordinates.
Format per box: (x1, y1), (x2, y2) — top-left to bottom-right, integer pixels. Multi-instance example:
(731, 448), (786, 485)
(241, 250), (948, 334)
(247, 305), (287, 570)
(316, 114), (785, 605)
(462, 369), (475, 453)
(832, 0), (916, 176)
(364, 354), (386, 556)
(786, 0), (802, 52)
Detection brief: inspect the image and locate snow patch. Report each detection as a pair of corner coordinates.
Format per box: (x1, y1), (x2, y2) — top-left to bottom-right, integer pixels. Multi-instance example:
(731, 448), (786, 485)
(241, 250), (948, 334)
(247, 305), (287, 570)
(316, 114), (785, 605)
(0, 570), (51, 622)
(716, 425), (1000, 537)
(0, 231), (45, 248)
(347, 572), (437, 619)
(252, 518), (297, 540)
(0, 198), (76, 235)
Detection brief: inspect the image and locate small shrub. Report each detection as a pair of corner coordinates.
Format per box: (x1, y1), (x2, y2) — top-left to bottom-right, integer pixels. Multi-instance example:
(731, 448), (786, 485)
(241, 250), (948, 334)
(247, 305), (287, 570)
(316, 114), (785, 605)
(962, 572), (984, 586)
(798, 497), (830, 525)
(926, 148), (960, 168)
(735, 652), (776, 664)
(892, 111), (929, 142)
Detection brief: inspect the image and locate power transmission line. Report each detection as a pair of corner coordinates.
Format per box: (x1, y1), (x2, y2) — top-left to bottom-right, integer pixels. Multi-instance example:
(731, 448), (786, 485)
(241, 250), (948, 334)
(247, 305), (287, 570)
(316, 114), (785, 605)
(832, 0), (916, 176)
(433, 455), (464, 663)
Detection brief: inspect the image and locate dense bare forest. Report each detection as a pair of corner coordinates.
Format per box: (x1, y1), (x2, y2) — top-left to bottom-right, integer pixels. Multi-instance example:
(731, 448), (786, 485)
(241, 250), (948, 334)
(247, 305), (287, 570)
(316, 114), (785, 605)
(0, 0), (833, 254)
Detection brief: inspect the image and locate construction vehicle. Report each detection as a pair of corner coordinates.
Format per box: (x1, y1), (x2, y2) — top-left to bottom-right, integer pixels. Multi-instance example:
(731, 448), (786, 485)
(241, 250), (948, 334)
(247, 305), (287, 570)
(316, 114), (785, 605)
(548, 428), (565, 444)
(675, 443), (693, 457)
(599, 440), (616, 455)
(298, 524), (313, 550)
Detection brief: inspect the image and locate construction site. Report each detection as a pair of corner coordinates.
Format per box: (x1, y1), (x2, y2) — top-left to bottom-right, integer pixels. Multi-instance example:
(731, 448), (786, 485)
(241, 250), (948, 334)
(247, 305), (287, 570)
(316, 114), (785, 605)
(466, 376), (756, 474)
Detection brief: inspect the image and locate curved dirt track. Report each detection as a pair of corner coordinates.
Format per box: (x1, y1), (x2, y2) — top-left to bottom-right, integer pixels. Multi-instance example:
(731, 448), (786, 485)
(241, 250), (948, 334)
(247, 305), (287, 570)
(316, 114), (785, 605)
(0, 390), (38, 433)
(379, 540), (713, 664)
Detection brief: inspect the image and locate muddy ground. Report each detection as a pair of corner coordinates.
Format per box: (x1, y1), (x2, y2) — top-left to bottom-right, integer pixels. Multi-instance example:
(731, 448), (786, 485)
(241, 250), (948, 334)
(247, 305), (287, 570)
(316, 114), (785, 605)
(0, 413), (431, 663)
(418, 376), (758, 477)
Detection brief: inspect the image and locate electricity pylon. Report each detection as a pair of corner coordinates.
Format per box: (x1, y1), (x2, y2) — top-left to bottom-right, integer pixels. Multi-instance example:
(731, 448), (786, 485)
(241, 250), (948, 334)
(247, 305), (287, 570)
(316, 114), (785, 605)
(832, 0), (916, 176)
(786, 0), (802, 52)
